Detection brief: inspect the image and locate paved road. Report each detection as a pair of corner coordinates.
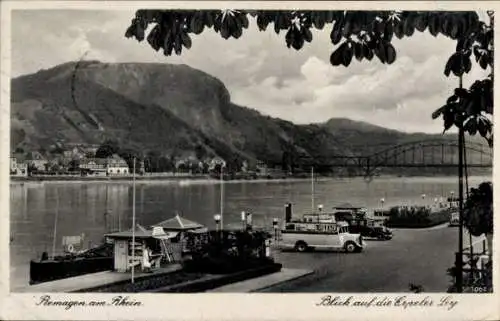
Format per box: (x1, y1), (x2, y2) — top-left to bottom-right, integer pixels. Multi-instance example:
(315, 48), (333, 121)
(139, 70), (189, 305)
(262, 224), (459, 292)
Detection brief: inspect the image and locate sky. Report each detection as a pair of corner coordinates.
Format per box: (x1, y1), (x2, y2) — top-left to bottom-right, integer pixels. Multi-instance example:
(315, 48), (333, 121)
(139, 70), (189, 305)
(10, 9), (490, 133)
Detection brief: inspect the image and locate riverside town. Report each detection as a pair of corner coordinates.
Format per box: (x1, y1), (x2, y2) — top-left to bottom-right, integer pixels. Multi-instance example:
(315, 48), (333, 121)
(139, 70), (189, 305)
(9, 9), (493, 295)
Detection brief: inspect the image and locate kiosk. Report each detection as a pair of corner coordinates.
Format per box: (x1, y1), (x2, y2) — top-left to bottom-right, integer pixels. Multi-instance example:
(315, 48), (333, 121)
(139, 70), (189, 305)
(105, 224), (166, 273)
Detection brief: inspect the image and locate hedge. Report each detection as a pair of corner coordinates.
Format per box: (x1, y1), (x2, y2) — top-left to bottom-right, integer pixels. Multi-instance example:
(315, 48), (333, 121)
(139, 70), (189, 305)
(385, 206), (451, 228)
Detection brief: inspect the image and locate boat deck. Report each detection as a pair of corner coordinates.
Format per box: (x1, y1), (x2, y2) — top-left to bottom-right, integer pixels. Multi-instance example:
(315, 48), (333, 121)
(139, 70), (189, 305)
(14, 264), (182, 293)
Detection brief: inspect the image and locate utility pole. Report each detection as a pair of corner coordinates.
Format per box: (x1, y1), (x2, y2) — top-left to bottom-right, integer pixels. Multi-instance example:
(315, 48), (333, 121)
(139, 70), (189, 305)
(311, 166), (315, 212)
(456, 75), (464, 293)
(131, 156), (136, 284)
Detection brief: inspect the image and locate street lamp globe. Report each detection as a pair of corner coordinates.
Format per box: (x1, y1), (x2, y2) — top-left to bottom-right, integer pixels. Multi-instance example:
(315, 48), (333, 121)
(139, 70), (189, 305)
(214, 214), (221, 223)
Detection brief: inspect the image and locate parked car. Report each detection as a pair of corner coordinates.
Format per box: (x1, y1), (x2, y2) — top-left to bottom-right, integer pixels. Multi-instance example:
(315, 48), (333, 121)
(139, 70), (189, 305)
(348, 225), (393, 240)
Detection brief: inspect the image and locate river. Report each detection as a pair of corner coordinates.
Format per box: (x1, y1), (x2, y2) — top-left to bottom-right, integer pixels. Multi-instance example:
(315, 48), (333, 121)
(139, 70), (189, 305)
(9, 175), (489, 289)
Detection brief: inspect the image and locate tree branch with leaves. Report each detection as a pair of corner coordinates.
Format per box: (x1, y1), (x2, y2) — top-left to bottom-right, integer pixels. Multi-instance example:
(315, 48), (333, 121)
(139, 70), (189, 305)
(125, 10), (493, 147)
(432, 11), (493, 147)
(125, 9), (495, 294)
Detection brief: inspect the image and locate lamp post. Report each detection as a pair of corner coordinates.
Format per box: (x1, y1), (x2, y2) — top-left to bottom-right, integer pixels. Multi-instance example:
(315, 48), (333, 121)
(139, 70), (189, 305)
(272, 218), (279, 241)
(214, 214), (221, 231)
(317, 205), (323, 223)
(220, 163), (226, 230)
(214, 214), (222, 241)
(380, 198), (385, 207)
(284, 203), (292, 223)
(241, 211), (246, 230)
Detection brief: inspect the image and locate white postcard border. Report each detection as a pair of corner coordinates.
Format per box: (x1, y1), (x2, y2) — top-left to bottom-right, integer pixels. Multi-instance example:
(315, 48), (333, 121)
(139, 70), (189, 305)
(1, 1), (499, 320)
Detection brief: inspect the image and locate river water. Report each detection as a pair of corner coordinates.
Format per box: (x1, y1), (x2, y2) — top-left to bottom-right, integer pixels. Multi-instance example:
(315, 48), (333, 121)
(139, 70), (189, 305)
(9, 175), (489, 289)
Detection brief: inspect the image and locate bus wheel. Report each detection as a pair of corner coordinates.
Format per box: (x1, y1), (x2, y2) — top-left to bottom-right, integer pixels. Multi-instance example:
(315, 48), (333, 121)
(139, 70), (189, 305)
(345, 242), (357, 253)
(295, 241), (308, 252)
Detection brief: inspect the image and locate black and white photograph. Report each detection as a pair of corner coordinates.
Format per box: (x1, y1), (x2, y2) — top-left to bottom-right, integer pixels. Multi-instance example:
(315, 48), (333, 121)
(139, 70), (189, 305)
(1, 2), (498, 320)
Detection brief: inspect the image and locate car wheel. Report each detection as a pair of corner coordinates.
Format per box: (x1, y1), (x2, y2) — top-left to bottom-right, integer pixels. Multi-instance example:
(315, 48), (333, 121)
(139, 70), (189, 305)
(345, 242), (357, 253)
(295, 241), (308, 252)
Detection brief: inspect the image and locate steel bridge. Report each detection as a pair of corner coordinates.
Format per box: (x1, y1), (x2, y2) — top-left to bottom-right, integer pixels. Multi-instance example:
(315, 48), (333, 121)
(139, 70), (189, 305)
(289, 139), (493, 178)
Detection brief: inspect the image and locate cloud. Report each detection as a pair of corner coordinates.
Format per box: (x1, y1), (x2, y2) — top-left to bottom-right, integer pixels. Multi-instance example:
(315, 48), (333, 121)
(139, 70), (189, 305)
(11, 10), (123, 74)
(10, 9), (491, 134)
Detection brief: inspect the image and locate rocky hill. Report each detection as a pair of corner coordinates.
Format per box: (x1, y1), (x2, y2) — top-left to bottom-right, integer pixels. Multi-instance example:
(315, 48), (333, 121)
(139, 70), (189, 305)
(10, 61), (488, 171)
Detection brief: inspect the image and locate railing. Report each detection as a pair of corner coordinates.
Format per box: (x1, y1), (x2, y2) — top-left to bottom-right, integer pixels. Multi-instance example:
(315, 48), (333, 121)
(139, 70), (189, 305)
(452, 239), (492, 292)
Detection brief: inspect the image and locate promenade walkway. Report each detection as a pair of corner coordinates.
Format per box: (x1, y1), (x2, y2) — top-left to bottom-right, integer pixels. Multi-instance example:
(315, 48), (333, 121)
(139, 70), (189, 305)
(14, 264), (182, 293)
(208, 268), (313, 292)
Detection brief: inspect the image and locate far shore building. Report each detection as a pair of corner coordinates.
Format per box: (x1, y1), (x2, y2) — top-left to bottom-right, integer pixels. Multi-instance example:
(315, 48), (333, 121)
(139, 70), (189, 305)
(106, 154), (130, 176)
(79, 158), (108, 176)
(25, 151), (48, 171)
(10, 155), (28, 177)
(175, 159), (187, 172)
(197, 160), (208, 173)
(241, 160), (249, 172)
(256, 160), (268, 176)
(82, 145), (100, 156)
(78, 154), (141, 176)
(208, 156), (226, 172)
(63, 146), (87, 160)
(255, 160), (285, 177)
(44, 156), (62, 172)
(63, 150), (73, 158)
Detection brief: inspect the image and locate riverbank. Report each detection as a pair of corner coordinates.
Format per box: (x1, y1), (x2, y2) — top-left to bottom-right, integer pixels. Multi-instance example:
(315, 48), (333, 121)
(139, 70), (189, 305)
(9, 174), (363, 185)
(10, 174), (208, 182)
(9, 172), (468, 185)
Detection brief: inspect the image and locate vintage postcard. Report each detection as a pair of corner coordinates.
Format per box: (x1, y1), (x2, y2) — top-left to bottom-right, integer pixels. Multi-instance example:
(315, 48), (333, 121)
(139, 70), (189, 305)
(1, 1), (499, 320)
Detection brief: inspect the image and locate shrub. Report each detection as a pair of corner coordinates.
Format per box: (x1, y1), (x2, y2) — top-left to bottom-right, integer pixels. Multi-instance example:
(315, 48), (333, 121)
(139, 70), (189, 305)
(464, 181), (493, 236)
(385, 206), (451, 228)
(182, 230), (274, 274)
